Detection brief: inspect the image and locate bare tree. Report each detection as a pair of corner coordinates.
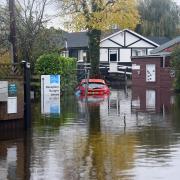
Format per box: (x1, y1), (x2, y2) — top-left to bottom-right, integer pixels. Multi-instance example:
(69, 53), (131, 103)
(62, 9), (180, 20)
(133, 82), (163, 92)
(0, 4), (10, 56)
(1, 0), (60, 64)
(15, 0), (51, 63)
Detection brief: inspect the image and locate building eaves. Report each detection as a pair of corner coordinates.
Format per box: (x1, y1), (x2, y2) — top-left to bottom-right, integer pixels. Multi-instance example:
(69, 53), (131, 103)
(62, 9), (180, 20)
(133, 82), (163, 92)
(100, 29), (159, 47)
(147, 37), (171, 45)
(151, 36), (180, 54)
(132, 52), (171, 59)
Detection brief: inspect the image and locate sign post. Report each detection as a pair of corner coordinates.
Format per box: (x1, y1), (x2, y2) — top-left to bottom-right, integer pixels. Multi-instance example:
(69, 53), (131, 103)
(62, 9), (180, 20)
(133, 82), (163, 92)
(41, 75), (61, 115)
(22, 61), (31, 129)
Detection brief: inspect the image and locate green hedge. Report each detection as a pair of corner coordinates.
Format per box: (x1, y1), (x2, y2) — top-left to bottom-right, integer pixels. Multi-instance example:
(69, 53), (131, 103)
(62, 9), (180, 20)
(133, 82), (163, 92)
(171, 45), (180, 91)
(35, 53), (77, 93)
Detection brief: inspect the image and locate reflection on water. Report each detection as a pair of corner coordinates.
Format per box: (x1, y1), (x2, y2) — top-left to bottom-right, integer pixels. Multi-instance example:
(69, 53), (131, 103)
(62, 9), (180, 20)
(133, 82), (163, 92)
(1, 86), (180, 179)
(0, 130), (31, 180)
(132, 86), (174, 113)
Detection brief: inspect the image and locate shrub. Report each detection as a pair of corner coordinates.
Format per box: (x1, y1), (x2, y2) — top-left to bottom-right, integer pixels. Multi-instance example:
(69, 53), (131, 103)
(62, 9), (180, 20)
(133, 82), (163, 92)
(35, 53), (77, 93)
(171, 45), (180, 91)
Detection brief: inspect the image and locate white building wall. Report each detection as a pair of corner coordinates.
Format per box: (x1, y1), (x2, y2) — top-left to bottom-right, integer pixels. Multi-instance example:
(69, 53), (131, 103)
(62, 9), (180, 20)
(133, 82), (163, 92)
(148, 49), (154, 55)
(100, 40), (120, 48)
(110, 32), (124, 46)
(129, 40), (155, 48)
(100, 48), (108, 62)
(120, 49), (131, 62)
(126, 32), (140, 46)
(100, 29), (157, 66)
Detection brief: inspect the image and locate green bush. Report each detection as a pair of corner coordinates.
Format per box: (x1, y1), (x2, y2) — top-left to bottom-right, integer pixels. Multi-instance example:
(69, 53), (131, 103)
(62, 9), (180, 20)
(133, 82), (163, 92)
(35, 53), (77, 93)
(171, 45), (180, 91)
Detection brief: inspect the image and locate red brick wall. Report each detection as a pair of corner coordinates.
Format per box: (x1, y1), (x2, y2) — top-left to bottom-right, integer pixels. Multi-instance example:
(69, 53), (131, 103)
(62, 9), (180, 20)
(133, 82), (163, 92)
(132, 57), (174, 88)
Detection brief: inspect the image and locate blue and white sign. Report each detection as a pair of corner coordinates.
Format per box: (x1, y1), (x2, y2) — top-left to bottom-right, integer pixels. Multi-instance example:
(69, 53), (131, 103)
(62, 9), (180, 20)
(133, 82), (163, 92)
(50, 75), (60, 84)
(41, 75), (60, 95)
(41, 95), (60, 115)
(41, 75), (61, 114)
(8, 83), (17, 97)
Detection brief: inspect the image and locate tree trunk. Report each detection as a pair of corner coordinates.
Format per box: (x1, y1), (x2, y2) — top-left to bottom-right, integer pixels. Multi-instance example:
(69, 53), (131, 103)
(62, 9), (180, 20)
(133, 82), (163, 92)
(9, 0), (18, 63)
(88, 29), (101, 77)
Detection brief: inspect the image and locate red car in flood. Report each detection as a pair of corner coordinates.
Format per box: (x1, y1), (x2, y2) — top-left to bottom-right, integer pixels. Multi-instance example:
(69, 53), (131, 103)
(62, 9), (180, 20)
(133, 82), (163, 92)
(77, 79), (110, 96)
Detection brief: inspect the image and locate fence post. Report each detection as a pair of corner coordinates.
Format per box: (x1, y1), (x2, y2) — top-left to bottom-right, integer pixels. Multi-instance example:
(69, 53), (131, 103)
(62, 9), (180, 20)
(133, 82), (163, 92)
(124, 67), (128, 82)
(22, 61), (31, 129)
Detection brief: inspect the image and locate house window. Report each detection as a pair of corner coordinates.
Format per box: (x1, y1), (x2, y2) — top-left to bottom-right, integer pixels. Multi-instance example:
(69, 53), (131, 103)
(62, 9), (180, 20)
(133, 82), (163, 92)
(61, 51), (69, 57)
(160, 58), (170, 68)
(109, 49), (118, 62)
(78, 50), (87, 62)
(132, 49), (146, 56)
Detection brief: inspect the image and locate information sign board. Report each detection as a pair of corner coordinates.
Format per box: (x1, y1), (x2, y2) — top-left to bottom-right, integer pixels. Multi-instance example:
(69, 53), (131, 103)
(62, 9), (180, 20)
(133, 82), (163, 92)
(0, 81), (8, 102)
(41, 75), (61, 114)
(7, 97), (17, 114)
(8, 83), (17, 97)
(132, 64), (140, 70)
(41, 95), (60, 114)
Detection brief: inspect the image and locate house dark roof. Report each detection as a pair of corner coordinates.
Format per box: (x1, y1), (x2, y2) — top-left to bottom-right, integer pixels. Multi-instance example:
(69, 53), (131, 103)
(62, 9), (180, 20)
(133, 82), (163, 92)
(64, 30), (166, 49)
(101, 29), (121, 39)
(147, 37), (171, 45)
(65, 32), (89, 48)
(64, 30), (120, 49)
(151, 36), (180, 54)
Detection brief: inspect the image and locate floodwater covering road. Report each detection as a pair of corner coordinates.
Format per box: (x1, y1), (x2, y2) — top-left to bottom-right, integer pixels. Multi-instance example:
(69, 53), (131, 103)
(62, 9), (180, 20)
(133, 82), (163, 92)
(1, 85), (180, 180)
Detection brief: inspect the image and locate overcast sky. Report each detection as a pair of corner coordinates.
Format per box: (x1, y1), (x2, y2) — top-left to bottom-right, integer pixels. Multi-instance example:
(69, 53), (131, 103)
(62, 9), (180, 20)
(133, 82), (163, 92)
(46, 0), (180, 29)
(173, 0), (180, 4)
(45, 0), (180, 29)
(0, 0), (180, 29)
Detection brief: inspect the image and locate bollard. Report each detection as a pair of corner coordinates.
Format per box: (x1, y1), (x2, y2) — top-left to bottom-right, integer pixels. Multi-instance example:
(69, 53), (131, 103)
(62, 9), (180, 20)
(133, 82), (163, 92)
(124, 113), (126, 127)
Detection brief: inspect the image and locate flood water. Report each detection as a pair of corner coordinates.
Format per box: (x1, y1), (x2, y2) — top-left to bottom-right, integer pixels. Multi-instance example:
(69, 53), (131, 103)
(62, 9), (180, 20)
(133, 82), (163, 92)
(1, 85), (180, 180)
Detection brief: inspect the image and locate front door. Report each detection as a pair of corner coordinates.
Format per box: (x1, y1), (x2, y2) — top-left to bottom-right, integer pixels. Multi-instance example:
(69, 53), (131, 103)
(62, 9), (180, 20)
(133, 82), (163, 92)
(146, 64), (156, 82)
(109, 49), (118, 72)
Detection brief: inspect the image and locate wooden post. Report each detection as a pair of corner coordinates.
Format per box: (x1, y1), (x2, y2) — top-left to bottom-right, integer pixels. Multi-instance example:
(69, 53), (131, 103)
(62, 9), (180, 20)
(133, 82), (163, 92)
(124, 67), (127, 82)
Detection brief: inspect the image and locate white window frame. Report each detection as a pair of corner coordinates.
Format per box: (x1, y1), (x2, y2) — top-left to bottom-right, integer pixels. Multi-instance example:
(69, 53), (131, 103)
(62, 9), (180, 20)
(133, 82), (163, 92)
(109, 49), (118, 62)
(132, 49), (146, 56)
(61, 51), (69, 57)
(78, 50), (87, 62)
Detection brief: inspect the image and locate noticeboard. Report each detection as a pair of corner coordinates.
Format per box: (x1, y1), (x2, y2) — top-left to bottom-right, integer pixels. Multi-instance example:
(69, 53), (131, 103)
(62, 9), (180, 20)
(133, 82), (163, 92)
(0, 81), (8, 102)
(41, 75), (61, 114)
(8, 83), (17, 97)
(132, 64), (140, 70)
(7, 97), (17, 114)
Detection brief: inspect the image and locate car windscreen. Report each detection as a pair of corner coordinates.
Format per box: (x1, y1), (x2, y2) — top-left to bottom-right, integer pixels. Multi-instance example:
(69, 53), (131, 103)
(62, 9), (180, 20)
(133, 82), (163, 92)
(82, 82), (105, 89)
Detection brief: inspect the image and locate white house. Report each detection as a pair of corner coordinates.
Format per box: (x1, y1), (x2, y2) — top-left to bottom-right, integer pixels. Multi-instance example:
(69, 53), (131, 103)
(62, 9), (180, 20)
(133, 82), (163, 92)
(99, 29), (159, 74)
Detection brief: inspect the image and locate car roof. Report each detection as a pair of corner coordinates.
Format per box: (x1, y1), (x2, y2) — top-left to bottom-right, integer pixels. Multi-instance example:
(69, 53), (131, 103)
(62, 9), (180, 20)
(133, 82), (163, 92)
(81, 79), (106, 84)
